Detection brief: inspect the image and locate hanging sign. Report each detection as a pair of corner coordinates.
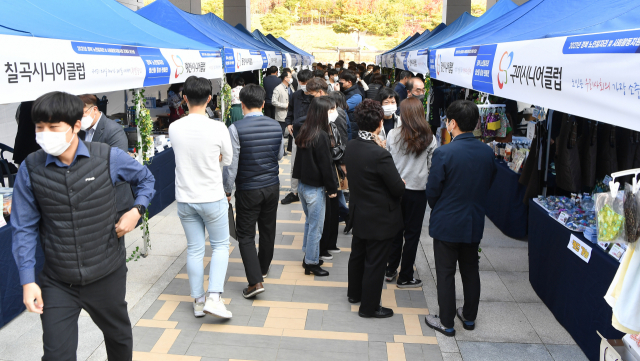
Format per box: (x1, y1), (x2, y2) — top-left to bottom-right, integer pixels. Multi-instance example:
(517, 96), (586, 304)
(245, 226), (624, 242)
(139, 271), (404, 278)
(224, 48), (266, 73)
(0, 34), (223, 105)
(567, 234), (592, 263)
(426, 28), (640, 131)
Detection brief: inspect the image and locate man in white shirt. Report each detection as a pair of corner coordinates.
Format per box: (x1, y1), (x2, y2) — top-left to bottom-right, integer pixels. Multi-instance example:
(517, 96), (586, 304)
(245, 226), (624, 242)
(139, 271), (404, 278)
(169, 76), (234, 319)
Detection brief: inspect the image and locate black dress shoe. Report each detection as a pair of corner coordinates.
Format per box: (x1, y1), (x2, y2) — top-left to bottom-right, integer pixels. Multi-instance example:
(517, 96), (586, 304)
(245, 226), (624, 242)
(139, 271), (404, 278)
(304, 264), (329, 276)
(348, 297), (360, 304)
(358, 306), (394, 319)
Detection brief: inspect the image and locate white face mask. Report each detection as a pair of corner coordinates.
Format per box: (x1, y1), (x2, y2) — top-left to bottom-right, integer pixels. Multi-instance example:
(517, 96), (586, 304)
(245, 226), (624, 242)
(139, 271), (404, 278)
(300, 85), (307, 92)
(80, 107), (95, 130)
(335, 67), (341, 71)
(328, 110), (339, 123)
(325, 75), (329, 80)
(382, 104), (397, 116)
(334, 76), (339, 82)
(36, 126), (75, 156)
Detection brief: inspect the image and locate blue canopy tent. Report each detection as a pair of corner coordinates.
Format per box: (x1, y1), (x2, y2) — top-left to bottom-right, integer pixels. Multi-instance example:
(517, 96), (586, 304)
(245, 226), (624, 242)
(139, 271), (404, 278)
(379, 26), (444, 67)
(427, 0), (518, 49)
(0, 0), (223, 104)
(277, 37), (315, 65)
(137, 0), (281, 72)
(393, 1), (519, 73)
(250, 29), (302, 67)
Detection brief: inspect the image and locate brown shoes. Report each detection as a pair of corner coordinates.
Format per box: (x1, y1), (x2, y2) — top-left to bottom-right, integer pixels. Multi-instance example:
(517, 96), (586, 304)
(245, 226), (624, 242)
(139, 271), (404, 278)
(242, 282), (265, 299)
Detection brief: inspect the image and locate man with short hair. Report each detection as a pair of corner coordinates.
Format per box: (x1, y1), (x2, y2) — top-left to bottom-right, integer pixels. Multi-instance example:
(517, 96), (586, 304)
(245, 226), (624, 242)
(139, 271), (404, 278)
(263, 66), (281, 120)
(339, 70), (363, 135)
(281, 69), (313, 205)
(272, 69), (294, 137)
(327, 69), (340, 92)
(312, 69), (325, 79)
(170, 76), (234, 319)
(424, 100), (497, 337)
(77, 94), (134, 222)
(12, 91), (156, 360)
(224, 84), (285, 299)
(405, 77), (426, 101)
(363, 64), (375, 84)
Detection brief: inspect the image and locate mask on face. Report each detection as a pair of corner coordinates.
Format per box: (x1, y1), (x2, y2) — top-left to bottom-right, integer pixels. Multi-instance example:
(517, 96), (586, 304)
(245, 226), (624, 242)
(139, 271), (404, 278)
(328, 111), (339, 123)
(335, 67), (341, 71)
(324, 75), (329, 80)
(334, 76), (339, 82)
(36, 126), (75, 156)
(300, 85), (307, 92)
(80, 107), (95, 130)
(446, 120), (454, 139)
(382, 104), (397, 117)
(286, 77), (293, 84)
(414, 94), (425, 102)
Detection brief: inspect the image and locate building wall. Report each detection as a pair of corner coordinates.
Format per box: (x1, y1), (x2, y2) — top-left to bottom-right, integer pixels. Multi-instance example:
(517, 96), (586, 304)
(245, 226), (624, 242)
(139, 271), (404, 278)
(116, 0), (143, 11)
(224, 0), (250, 28)
(487, 0), (528, 9)
(116, 0), (201, 13)
(443, 0), (471, 25)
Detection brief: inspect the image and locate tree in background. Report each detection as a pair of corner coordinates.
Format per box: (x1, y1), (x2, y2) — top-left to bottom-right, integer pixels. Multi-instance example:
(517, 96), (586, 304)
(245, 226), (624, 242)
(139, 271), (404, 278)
(332, 14), (375, 47)
(201, 0), (223, 17)
(261, 6), (293, 38)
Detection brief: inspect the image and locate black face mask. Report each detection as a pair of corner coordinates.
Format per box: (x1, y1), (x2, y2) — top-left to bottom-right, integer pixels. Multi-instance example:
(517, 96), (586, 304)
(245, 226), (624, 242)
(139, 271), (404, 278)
(414, 94), (425, 102)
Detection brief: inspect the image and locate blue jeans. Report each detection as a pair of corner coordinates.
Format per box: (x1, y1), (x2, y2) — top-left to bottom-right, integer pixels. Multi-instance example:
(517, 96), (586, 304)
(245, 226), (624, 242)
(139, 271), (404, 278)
(298, 182), (326, 265)
(178, 199), (230, 299)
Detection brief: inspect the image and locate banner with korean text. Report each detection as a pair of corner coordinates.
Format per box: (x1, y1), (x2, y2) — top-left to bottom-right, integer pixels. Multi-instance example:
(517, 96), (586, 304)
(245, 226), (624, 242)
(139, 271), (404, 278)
(0, 34), (223, 105)
(426, 29), (640, 131)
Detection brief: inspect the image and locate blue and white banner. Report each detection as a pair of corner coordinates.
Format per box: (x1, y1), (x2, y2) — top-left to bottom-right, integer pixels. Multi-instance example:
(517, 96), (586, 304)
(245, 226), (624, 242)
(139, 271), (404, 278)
(0, 34), (223, 104)
(423, 29), (640, 131)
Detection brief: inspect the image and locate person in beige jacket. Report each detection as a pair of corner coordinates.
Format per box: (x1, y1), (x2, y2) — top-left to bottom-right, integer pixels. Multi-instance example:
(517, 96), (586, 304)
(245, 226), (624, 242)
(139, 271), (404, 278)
(272, 69), (294, 138)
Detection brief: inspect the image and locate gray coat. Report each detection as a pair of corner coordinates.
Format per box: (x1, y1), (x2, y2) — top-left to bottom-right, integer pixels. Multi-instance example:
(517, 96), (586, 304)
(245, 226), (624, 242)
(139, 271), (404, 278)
(272, 83), (292, 123)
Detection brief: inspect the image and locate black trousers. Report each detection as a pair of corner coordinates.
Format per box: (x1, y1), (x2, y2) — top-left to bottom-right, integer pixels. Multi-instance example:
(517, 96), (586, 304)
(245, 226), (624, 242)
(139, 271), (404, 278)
(279, 121), (287, 137)
(235, 184), (279, 286)
(433, 238), (481, 329)
(320, 195), (339, 253)
(40, 262), (132, 361)
(347, 235), (392, 314)
(387, 190), (427, 281)
(264, 103), (276, 119)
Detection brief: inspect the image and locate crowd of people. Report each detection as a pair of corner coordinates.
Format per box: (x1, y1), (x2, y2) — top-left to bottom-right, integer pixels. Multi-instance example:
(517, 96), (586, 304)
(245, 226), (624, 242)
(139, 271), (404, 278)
(10, 60), (497, 359)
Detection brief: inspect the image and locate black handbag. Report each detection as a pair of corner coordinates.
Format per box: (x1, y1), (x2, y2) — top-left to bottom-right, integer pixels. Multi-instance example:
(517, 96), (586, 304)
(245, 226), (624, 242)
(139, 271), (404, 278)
(329, 122), (345, 161)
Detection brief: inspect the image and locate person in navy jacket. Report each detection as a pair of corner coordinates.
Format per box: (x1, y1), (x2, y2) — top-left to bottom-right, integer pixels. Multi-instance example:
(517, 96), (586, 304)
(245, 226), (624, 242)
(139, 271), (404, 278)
(424, 100), (496, 337)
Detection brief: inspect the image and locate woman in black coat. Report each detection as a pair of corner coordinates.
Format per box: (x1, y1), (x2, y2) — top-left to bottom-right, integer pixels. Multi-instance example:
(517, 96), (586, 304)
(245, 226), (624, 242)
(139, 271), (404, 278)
(292, 97), (339, 276)
(344, 99), (405, 318)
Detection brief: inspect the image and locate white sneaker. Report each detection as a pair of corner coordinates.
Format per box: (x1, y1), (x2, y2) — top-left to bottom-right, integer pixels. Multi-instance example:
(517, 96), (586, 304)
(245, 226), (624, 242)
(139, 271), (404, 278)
(193, 300), (205, 318)
(203, 296), (232, 319)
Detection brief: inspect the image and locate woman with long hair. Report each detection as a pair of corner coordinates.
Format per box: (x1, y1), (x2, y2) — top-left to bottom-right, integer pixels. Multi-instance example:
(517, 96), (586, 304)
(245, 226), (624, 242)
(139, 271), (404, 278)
(292, 96), (339, 276)
(385, 97), (437, 288)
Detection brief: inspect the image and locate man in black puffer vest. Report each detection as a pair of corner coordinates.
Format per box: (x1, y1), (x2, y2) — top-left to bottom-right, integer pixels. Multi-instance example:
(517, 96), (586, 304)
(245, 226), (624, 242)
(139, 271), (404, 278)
(12, 92), (156, 360)
(223, 84), (284, 299)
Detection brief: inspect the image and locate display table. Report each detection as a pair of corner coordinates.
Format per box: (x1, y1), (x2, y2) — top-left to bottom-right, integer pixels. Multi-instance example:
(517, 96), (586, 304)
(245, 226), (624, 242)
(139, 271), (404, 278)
(484, 159), (528, 238)
(0, 148), (176, 328)
(0, 220), (44, 328)
(528, 202), (624, 361)
(146, 147), (176, 218)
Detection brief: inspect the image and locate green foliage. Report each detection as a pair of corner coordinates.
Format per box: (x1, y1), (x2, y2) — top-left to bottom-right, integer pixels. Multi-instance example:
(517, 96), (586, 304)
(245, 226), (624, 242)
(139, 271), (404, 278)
(261, 6), (292, 38)
(126, 89), (153, 262)
(201, 0), (224, 18)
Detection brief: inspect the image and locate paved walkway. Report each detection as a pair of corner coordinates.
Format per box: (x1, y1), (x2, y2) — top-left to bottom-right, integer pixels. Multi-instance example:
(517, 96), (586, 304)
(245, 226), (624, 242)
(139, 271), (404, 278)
(0, 154), (589, 361)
